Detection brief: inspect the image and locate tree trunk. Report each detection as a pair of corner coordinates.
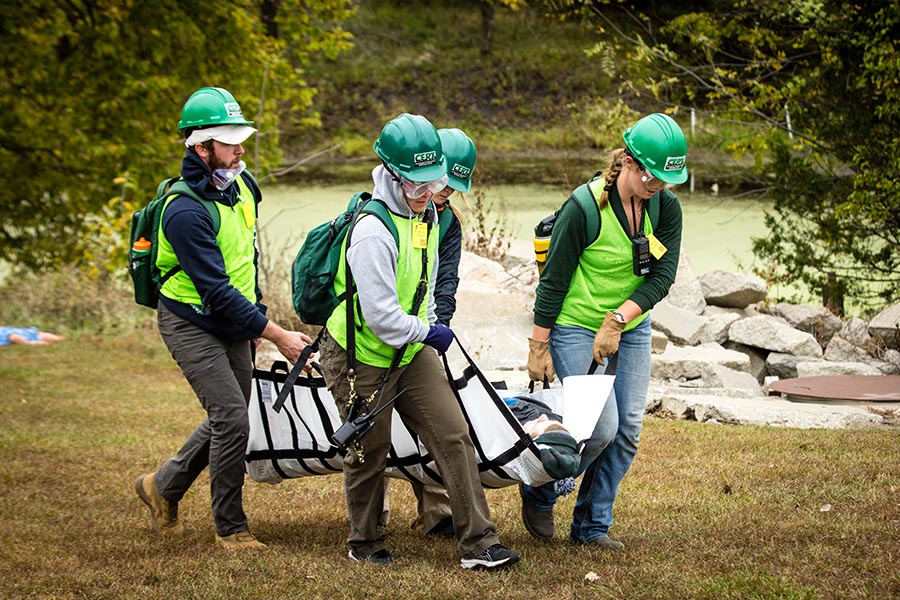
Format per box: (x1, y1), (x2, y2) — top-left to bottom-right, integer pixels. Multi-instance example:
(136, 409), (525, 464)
(480, 2), (495, 56)
(823, 272), (845, 317)
(260, 0), (280, 38)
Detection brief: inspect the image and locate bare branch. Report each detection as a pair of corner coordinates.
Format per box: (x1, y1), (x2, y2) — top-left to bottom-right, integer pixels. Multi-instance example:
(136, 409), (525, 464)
(257, 143), (343, 183)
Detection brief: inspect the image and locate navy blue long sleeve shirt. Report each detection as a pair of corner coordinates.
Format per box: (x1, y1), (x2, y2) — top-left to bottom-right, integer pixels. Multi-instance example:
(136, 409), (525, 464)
(435, 204), (462, 326)
(158, 150), (268, 342)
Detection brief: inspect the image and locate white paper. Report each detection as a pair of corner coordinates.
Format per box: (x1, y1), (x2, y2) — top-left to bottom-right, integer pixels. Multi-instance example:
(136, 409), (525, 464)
(560, 374), (615, 443)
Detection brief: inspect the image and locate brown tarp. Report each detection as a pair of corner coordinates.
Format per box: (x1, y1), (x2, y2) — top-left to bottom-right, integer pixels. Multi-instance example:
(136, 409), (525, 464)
(768, 375), (900, 402)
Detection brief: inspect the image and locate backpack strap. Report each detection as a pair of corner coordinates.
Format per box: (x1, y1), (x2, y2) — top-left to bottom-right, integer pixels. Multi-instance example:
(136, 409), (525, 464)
(358, 198), (400, 247)
(437, 203), (454, 244)
(163, 180), (221, 233)
(156, 179), (221, 288)
(571, 182), (601, 247)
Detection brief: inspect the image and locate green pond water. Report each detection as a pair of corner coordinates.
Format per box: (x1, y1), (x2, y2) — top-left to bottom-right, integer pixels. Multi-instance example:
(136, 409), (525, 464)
(258, 182), (772, 277)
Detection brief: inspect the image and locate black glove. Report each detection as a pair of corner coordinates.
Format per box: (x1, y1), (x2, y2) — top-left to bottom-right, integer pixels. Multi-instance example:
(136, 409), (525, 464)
(424, 324), (454, 355)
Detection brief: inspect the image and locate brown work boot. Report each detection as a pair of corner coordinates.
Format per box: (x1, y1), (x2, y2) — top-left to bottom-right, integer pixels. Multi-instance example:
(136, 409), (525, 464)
(135, 472), (184, 535)
(572, 535), (625, 551)
(215, 530), (267, 550)
(520, 487), (554, 541)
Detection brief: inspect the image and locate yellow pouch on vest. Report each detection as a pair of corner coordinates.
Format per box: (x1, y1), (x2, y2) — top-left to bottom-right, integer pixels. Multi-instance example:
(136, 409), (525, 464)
(412, 222), (428, 248)
(648, 233), (667, 259)
(242, 200), (255, 229)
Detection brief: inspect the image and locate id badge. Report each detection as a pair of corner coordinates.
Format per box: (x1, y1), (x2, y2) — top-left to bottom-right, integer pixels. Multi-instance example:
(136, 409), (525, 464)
(647, 233), (667, 259)
(412, 222), (428, 248)
(241, 201), (255, 228)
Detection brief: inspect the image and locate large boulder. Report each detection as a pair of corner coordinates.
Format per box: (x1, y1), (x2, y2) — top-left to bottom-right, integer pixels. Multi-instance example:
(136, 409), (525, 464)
(699, 270), (767, 308)
(651, 342), (750, 380)
(651, 393), (885, 429)
(664, 249), (707, 315)
(838, 318), (878, 352)
(454, 312), (532, 372)
(796, 361), (882, 377)
(766, 302), (842, 345)
(728, 315), (824, 358)
(821, 337), (898, 374)
(766, 352), (822, 379)
(650, 299), (709, 345)
(868, 303), (900, 351)
(449, 251), (535, 373)
(700, 363), (764, 396)
(700, 310), (740, 345)
(723, 340), (769, 382)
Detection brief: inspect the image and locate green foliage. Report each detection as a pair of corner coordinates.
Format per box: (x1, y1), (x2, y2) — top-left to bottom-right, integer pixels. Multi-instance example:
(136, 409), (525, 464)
(571, 97), (640, 150)
(462, 182), (512, 261)
(0, 258), (148, 334)
(298, 1), (617, 157)
(0, 0), (354, 270)
(607, 0), (900, 313)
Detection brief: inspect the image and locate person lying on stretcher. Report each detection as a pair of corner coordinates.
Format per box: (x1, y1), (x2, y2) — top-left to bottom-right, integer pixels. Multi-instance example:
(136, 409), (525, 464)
(509, 399), (581, 481)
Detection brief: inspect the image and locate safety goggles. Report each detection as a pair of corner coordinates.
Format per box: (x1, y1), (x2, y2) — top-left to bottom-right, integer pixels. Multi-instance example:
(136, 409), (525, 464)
(635, 160), (665, 189)
(400, 174), (449, 199)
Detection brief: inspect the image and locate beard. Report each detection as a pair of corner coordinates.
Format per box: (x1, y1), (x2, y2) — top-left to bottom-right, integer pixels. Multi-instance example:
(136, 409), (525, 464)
(207, 150), (231, 171)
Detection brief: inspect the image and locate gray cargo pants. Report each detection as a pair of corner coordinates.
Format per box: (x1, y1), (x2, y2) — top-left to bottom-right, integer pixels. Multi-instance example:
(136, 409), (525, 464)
(318, 328), (499, 560)
(155, 302), (253, 537)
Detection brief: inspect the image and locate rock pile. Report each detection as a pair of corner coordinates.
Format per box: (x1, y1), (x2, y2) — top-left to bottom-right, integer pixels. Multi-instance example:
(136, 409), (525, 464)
(258, 247), (898, 429)
(449, 248), (900, 430)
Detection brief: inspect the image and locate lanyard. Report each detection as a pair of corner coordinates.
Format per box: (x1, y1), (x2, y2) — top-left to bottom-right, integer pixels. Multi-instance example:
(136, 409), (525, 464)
(629, 196), (646, 239)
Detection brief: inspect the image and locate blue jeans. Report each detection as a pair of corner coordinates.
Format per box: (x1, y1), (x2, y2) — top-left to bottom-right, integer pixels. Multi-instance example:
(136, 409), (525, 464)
(521, 318), (652, 542)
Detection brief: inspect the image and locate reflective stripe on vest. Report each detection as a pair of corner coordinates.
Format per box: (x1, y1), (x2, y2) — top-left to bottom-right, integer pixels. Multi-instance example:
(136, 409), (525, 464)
(156, 175), (257, 309)
(327, 212), (437, 368)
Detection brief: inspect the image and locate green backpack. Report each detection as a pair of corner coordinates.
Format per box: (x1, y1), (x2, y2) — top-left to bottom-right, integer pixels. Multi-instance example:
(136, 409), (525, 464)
(291, 192), (399, 326)
(127, 177), (219, 309)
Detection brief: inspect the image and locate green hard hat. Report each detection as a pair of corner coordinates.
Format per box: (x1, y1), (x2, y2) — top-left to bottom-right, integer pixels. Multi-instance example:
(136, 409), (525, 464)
(178, 87), (254, 132)
(438, 128), (476, 192)
(623, 113), (688, 184)
(374, 113), (447, 182)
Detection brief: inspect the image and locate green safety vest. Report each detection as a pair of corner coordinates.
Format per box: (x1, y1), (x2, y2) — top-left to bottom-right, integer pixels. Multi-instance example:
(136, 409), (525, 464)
(327, 211), (438, 368)
(556, 180), (652, 332)
(156, 175), (258, 309)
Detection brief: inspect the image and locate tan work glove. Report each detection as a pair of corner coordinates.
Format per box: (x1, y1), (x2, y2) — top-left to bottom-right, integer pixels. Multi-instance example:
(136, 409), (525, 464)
(592, 312), (627, 366)
(527, 337), (556, 383)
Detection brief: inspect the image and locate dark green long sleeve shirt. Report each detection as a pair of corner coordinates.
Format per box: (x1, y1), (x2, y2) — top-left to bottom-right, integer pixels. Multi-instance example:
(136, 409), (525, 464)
(533, 184), (683, 329)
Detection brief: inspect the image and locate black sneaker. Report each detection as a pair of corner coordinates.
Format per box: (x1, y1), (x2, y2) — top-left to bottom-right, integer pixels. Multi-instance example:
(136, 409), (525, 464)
(460, 543), (520, 570)
(426, 516), (455, 538)
(348, 548), (394, 565)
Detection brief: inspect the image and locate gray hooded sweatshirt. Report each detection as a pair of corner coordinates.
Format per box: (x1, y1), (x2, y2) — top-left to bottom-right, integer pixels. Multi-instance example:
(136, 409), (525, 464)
(345, 165), (439, 349)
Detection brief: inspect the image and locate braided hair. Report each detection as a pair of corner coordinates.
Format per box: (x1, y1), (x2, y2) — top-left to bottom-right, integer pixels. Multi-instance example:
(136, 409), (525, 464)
(597, 148), (628, 210)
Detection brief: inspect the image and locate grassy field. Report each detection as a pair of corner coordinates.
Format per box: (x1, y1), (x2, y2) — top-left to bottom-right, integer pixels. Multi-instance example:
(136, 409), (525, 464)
(1, 331), (898, 599)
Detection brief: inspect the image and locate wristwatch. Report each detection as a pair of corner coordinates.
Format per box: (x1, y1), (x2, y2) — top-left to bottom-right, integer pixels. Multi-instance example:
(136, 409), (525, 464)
(611, 311), (627, 324)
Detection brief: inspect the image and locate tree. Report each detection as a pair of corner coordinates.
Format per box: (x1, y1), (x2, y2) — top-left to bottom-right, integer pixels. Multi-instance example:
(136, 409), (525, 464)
(478, 0), (527, 55)
(0, 0), (354, 270)
(582, 0), (900, 314)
